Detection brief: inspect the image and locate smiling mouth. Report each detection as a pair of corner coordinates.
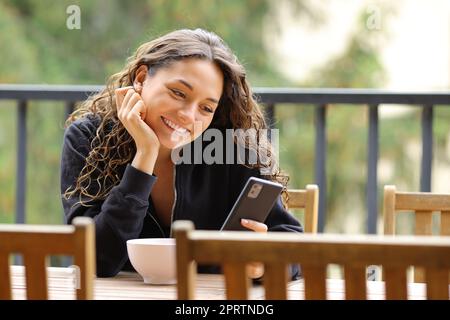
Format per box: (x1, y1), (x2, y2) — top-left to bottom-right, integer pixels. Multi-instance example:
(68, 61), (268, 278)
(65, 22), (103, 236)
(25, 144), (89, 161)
(161, 116), (190, 135)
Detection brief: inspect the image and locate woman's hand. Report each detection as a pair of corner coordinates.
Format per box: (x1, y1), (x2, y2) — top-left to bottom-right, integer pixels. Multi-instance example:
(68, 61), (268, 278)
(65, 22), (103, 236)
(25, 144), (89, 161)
(115, 86), (159, 152)
(241, 218), (267, 279)
(115, 86), (160, 174)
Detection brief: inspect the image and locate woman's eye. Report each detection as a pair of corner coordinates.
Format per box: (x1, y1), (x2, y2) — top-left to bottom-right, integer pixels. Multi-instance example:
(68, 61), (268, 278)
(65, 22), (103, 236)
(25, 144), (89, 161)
(202, 106), (214, 113)
(171, 89), (186, 99)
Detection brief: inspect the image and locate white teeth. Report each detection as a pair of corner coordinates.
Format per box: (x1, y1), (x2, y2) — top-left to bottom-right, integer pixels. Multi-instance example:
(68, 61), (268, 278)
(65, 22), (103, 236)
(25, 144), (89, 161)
(162, 117), (188, 134)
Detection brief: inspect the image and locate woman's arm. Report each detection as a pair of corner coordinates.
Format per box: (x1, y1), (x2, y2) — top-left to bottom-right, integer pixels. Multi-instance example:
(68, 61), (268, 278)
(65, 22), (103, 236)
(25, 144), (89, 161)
(60, 119), (157, 277)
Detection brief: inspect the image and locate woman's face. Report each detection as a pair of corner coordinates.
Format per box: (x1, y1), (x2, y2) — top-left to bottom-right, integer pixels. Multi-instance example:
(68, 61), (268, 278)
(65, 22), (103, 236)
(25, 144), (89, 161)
(137, 58), (224, 149)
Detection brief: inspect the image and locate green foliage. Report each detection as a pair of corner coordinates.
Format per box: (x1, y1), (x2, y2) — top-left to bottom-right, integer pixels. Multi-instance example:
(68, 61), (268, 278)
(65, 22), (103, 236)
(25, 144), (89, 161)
(0, 2), (40, 82)
(277, 6), (449, 233)
(1, 1), (447, 234)
(25, 102), (66, 224)
(0, 0), (312, 224)
(2, 0), (303, 85)
(278, 8), (389, 233)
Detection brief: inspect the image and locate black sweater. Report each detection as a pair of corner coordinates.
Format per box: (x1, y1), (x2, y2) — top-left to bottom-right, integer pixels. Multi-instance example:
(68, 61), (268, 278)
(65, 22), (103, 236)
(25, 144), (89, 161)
(60, 115), (303, 278)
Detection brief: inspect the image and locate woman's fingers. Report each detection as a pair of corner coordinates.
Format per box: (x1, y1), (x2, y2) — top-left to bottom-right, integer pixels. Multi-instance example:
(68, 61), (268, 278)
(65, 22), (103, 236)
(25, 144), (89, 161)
(117, 90), (134, 118)
(115, 86), (133, 112)
(121, 89), (137, 114)
(241, 219), (268, 233)
(125, 100), (146, 126)
(133, 100), (147, 121)
(247, 263), (264, 279)
(124, 92), (141, 117)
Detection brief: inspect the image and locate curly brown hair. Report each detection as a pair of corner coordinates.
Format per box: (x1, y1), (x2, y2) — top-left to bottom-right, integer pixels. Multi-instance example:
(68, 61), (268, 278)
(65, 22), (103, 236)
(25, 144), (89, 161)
(64, 28), (288, 206)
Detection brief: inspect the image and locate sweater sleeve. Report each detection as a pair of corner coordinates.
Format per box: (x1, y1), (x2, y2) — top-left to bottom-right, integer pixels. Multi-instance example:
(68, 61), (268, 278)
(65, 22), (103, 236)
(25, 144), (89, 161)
(266, 197), (304, 233)
(60, 119), (157, 277)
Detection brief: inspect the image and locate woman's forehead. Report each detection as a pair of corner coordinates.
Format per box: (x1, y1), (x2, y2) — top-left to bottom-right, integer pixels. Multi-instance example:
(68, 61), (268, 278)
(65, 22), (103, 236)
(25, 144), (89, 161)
(157, 59), (224, 96)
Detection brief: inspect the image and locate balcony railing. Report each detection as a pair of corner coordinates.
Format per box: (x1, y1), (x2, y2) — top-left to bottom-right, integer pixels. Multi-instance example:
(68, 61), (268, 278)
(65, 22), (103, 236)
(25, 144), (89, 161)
(1, 84), (449, 233)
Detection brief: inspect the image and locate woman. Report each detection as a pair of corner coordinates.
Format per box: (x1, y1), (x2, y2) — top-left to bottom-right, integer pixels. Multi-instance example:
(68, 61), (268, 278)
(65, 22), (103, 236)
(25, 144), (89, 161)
(61, 28), (302, 278)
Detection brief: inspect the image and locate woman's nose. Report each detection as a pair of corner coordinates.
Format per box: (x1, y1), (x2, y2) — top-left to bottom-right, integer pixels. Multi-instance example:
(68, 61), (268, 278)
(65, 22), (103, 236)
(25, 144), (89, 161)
(177, 103), (196, 124)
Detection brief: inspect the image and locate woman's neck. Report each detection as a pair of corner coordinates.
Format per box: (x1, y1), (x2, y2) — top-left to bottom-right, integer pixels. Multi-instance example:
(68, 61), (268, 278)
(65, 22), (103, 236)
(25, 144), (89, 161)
(155, 145), (174, 170)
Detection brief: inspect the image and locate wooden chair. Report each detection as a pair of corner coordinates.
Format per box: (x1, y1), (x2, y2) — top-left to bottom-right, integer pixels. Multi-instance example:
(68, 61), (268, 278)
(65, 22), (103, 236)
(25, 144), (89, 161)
(0, 217), (95, 300)
(286, 185), (319, 233)
(174, 220), (450, 300)
(384, 185), (450, 282)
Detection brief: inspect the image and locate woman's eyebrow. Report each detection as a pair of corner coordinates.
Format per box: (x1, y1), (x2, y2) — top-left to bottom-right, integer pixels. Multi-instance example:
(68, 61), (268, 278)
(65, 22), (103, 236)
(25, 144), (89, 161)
(176, 79), (219, 104)
(176, 79), (193, 91)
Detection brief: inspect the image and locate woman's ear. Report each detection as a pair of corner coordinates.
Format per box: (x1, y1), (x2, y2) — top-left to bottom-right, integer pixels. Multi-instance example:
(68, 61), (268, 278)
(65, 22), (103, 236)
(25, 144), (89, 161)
(134, 65), (148, 92)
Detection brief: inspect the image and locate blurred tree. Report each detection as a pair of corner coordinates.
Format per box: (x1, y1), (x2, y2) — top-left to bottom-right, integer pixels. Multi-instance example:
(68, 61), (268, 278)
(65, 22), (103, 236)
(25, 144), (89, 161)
(0, 0), (317, 223)
(278, 6), (449, 233)
(278, 8), (391, 233)
(0, 2), (39, 82)
(3, 1), (446, 233)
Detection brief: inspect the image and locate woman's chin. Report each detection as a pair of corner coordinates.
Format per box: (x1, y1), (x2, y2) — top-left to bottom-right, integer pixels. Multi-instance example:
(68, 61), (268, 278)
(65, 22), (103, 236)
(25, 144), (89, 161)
(159, 136), (191, 150)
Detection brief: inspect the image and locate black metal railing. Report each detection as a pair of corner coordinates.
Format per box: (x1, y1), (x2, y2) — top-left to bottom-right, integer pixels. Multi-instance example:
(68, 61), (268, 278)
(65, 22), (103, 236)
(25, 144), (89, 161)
(1, 84), (449, 233)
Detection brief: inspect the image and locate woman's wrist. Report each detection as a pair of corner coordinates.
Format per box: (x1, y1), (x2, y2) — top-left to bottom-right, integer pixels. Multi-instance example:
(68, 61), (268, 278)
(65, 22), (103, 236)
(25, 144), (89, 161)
(131, 149), (158, 175)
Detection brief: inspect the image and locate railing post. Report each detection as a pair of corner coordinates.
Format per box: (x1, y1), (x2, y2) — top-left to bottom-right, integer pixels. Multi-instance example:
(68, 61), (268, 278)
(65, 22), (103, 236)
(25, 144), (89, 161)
(367, 104), (379, 234)
(315, 104), (327, 233)
(16, 100), (27, 225)
(420, 104), (433, 192)
(14, 100), (28, 266)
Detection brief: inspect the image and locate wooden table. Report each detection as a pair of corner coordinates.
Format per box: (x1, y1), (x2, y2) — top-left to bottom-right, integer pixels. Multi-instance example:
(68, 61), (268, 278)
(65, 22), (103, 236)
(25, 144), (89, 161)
(10, 266), (430, 300)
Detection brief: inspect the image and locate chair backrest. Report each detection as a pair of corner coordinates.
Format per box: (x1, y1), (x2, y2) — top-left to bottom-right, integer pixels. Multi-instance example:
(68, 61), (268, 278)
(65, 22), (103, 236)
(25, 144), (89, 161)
(286, 185), (319, 233)
(174, 220), (450, 300)
(383, 185), (450, 236)
(383, 185), (450, 281)
(0, 217), (95, 300)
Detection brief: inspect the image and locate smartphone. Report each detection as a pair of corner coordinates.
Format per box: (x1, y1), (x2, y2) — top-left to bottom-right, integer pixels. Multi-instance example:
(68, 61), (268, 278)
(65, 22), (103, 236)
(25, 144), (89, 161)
(220, 177), (283, 231)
